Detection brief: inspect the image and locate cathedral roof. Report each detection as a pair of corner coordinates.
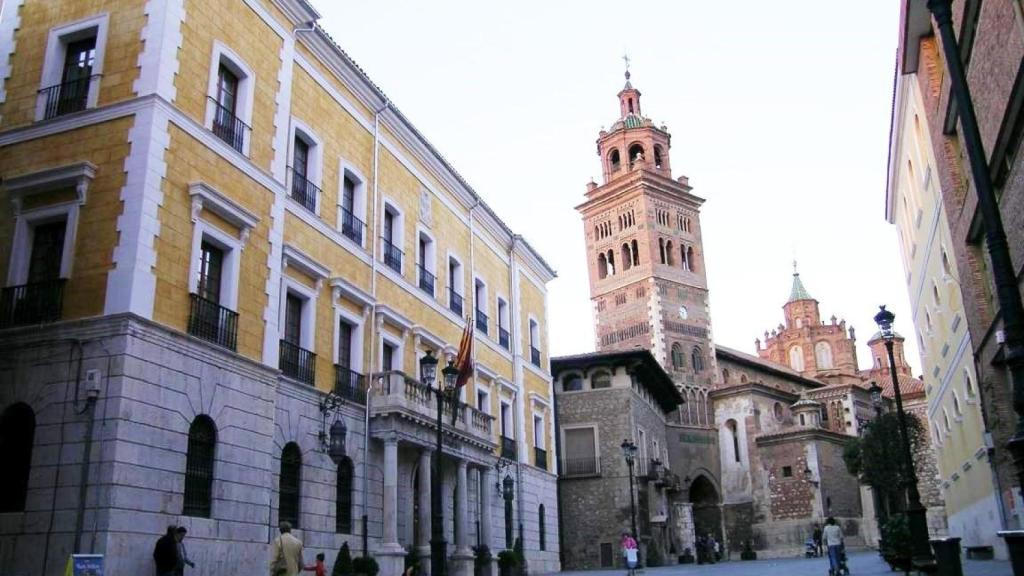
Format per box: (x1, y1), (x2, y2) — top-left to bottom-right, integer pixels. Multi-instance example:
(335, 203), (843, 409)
(788, 271), (814, 303)
(623, 114), (644, 129)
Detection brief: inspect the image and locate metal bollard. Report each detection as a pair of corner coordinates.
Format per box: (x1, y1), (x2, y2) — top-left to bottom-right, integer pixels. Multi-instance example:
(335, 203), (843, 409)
(929, 537), (963, 576)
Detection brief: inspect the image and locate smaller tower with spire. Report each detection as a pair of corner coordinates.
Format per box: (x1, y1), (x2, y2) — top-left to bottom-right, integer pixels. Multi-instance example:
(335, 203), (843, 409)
(756, 265), (861, 385)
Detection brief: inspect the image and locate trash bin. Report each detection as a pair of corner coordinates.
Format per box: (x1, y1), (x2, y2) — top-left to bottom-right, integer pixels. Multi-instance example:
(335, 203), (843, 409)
(929, 537), (962, 576)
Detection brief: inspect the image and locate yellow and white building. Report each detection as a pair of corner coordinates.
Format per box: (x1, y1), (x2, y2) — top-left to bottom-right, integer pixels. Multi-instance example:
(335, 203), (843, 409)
(886, 58), (1006, 558)
(0, 1), (559, 574)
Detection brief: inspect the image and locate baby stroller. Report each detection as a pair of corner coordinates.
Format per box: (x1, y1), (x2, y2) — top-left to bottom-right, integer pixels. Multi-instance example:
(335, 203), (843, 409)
(829, 544), (850, 576)
(804, 537), (817, 558)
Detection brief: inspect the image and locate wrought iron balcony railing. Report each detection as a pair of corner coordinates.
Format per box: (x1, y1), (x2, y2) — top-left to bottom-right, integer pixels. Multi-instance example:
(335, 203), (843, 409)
(187, 293), (239, 351)
(530, 346), (541, 367)
(561, 456), (600, 478)
(40, 76), (97, 120)
(475, 309), (488, 334)
(499, 327), (510, 350)
(534, 447), (547, 471)
(449, 288), (463, 316)
(289, 168), (319, 213)
(417, 264), (435, 296)
(340, 207), (365, 246)
(381, 238), (403, 273)
(280, 339), (316, 385)
(0, 279), (65, 329)
(334, 365), (367, 405)
(501, 435), (516, 460)
(209, 97), (250, 153)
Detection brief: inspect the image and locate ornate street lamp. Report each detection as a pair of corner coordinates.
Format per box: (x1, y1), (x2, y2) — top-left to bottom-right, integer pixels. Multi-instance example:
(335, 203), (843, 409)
(422, 350), (459, 576)
(620, 439), (639, 540)
(319, 391), (349, 465)
(868, 381), (884, 418)
(502, 473), (515, 548)
(874, 306), (936, 570)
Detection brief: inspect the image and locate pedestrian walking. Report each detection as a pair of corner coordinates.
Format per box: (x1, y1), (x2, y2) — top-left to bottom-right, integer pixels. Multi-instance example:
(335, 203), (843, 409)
(174, 527), (196, 575)
(304, 552), (327, 576)
(812, 524), (823, 557)
(153, 526), (179, 576)
(621, 533), (638, 576)
(823, 517), (844, 576)
(270, 521), (305, 576)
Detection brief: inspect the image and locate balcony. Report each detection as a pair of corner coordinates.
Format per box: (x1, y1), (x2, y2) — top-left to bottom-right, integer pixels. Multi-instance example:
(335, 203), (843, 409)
(279, 339), (316, 385)
(449, 288), (463, 316)
(530, 346), (541, 367)
(498, 327), (510, 350)
(187, 293), (238, 351)
(0, 279), (65, 329)
(381, 238), (403, 273)
(289, 168), (319, 213)
(209, 97), (250, 153)
(475, 309), (488, 334)
(562, 456), (600, 478)
(40, 76), (96, 120)
(501, 435), (516, 460)
(334, 365), (367, 405)
(369, 371), (493, 444)
(417, 264), (435, 296)
(534, 447), (547, 471)
(340, 207), (365, 246)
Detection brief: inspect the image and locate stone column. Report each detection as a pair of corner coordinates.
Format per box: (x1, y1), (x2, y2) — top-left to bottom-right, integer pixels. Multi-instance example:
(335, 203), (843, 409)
(377, 436), (406, 575)
(453, 460), (475, 576)
(417, 449), (433, 575)
(480, 466), (494, 549)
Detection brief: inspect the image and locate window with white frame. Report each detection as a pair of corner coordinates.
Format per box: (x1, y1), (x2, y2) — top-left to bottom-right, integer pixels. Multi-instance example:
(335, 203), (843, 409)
(279, 269), (319, 385)
(37, 14), (109, 121)
(448, 255), (464, 315)
(476, 388), (489, 414)
(474, 278), (488, 334)
(289, 122), (322, 214)
(334, 307), (365, 395)
(338, 164), (367, 246)
(533, 414), (545, 450)
(417, 230), (436, 296)
(500, 401), (512, 439)
(204, 42), (254, 155)
(497, 297), (510, 350)
(529, 318), (541, 367)
(964, 368), (976, 399)
(381, 202), (404, 274)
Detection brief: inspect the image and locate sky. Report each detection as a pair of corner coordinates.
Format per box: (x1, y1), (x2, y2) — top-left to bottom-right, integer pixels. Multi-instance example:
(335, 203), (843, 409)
(314, 0), (918, 373)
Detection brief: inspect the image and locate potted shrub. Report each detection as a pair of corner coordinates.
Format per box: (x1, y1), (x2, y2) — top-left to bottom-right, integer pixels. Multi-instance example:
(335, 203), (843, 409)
(740, 540), (757, 561)
(881, 514), (912, 574)
(496, 550), (517, 576)
(473, 545), (493, 576)
(645, 540), (663, 567)
(352, 556), (380, 576)
(333, 542), (354, 576)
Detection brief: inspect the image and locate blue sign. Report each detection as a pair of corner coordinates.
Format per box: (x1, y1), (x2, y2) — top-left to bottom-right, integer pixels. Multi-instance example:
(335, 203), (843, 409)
(65, 554), (103, 576)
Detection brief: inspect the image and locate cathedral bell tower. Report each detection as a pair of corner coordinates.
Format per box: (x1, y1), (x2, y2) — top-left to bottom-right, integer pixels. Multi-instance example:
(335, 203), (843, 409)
(577, 69), (716, 427)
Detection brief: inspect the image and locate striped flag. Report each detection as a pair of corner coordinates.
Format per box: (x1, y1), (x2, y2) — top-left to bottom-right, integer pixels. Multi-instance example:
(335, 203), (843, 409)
(454, 314), (474, 388)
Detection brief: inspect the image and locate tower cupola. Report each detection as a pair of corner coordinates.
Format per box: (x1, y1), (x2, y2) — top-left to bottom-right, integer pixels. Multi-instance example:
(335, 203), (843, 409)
(595, 67), (673, 183)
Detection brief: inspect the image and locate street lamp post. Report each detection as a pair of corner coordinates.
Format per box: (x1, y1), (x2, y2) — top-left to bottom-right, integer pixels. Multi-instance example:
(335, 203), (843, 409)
(421, 350), (460, 576)
(874, 306), (936, 571)
(620, 439), (639, 540)
(868, 381), (884, 418)
(925, 0), (1024, 487)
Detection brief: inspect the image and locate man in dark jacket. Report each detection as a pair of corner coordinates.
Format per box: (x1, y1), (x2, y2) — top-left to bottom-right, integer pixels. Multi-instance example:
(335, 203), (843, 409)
(154, 525), (179, 576)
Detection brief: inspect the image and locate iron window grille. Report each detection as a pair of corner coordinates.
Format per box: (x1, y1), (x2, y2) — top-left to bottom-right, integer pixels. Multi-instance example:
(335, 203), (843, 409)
(187, 293), (239, 351)
(182, 416), (217, 517)
(340, 207), (365, 246)
(0, 279), (66, 329)
(336, 458), (353, 533)
(209, 97), (250, 153)
(279, 443), (302, 527)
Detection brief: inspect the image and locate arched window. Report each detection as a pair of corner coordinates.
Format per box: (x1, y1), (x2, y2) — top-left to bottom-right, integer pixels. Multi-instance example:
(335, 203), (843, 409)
(933, 281), (941, 305)
(0, 403), (35, 512)
(665, 241), (675, 266)
(789, 346), (804, 371)
(671, 343), (685, 369)
(631, 239), (639, 266)
(799, 414), (806, 426)
(538, 504), (547, 551)
(815, 342), (833, 369)
(691, 347), (704, 372)
(773, 402), (784, 422)
(687, 246), (696, 272)
(609, 149), (621, 172)
(941, 247), (951, 276)
(621, 243), (632, 271)
(725, 419), (740, 463)
(592, 370), (612, 389)
(658, 238), (666, 264)
(183, 415), (217, 517)
(740, 374), (748, 384)
(681, 245), (690, 271)
(336, 457), (353, 533)
(964, 369), (976, 398)
(653, 145), (664, 169)
(279, 442), (302, 527)
(721, 368), (730, 384)
(597, 253), (608, 279)
(628, 144), (644, 166)
(607, 250), (616, 276)
(952, 391), (962, 417)
(563, 374), (584, 392)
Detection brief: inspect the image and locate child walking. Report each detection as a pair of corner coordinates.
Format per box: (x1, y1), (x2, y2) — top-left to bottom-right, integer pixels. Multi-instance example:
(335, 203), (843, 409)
(304, 553), (327, 576)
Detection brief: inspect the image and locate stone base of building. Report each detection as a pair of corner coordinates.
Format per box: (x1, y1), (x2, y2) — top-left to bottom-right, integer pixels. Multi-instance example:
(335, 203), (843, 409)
(947, 496), (1010, 560)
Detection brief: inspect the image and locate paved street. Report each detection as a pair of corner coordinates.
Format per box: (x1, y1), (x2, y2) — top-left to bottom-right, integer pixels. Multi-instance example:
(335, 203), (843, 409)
(552, 551), (1013, 576)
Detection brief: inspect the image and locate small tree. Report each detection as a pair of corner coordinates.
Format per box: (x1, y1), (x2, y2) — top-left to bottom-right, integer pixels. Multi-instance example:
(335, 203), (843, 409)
(333, 542), (353, 576)
(842, 412), (925, 517)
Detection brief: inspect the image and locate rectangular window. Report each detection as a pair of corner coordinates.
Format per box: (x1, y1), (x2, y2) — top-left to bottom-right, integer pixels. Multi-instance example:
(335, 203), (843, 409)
(563, 427), (598, 476)
(529, 319), (541, 367)
(342, 176), (355, 214)
(45, 36), (96, 118)
(383, 211), (394, 244)
(782, 466), (793, 478)
(500, 403), (511, 437)
(382, 342), (395, 371)
(284, 293), (303, 345)
(196, 241), (224, 304)
(533, 415), (544, 448)
(477, 390), (488, 413)
(448, 257), (463, 315)
(497, 298), (510, 350)
(475, 279), (488, 333)
(28, 221), (67, 283)
(338, 321), (353, 369)
(216, 64), (238, 115)
(381, 207), (402, 273)
(293, 139), (310, 179)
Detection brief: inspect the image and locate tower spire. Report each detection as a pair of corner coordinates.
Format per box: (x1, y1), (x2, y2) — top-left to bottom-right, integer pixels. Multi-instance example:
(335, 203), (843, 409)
(788, 262), (813, 302)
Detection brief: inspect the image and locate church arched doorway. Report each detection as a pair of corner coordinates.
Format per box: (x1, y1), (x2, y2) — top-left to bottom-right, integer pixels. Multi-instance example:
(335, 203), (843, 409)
(689, 475), (722, 552)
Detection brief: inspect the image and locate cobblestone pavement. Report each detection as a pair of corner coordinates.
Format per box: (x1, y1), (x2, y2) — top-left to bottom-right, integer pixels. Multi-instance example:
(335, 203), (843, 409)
(551, 550), (1013, 576)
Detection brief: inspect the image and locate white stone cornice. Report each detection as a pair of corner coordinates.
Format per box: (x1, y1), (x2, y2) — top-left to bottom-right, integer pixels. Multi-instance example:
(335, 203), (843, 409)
(529, 392), (550, 411)
(3, 161), (96, 212)
(189, 181), (259, 242)
(376, 305), (413, 334)
(476, 363), (499, 382)
(411, 325), (446, 352)
(282, 244), (329, 287)
(330, 276), (374, 313)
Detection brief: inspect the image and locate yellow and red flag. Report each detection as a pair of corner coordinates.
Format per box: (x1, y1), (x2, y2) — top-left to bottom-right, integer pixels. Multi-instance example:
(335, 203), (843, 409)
(454, 314), (474, 388)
